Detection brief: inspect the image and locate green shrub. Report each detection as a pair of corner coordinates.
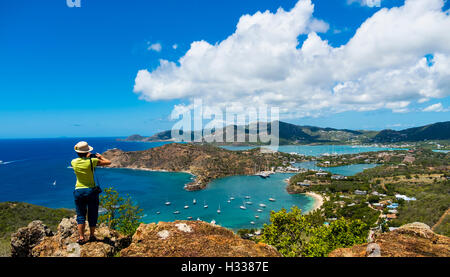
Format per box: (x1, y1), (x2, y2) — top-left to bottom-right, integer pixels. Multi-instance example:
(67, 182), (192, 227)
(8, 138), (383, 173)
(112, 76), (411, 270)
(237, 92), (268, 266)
(260, 206), (367, 257)
(98, 187), (143, 236)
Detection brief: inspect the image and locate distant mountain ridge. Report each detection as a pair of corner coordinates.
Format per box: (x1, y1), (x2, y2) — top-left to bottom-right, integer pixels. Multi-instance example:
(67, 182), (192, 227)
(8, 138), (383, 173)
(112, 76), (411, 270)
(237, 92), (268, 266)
(123, 121), (450, 144)
(371, 121), (450, 143)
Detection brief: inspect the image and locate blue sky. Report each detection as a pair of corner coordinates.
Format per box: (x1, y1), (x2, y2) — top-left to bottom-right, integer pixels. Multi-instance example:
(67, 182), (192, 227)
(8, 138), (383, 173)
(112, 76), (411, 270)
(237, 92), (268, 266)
(0, 0), (449, 138)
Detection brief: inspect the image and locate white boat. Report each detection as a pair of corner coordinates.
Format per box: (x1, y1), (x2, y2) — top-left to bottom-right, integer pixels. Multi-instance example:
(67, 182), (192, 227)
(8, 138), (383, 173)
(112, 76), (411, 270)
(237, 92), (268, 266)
(204, 201), (208, 209)
(52, 181), (56, 186)
(259, 203), (266, 208)
(245, 196), (251, 199)
(245, 201), (253, 205)
(255, 215), (260, 218)
(257, 209), (263, 212)
(230, 197), (235, 200)
(193, 199), (197, 205)
(269, 198), (276, 202)
(211, 220), (216, 225)
(217, 205), (221, 214)
(187, 216), (193, 220)
(258, 172), (269, 178)
(0, 160), (3, 164)
(240, 202), (247, 210)
(250, 221), (255, 225)
(173, 211), (180, 214)
(227, 200), (231, 203)
(156, 211), (160, 214)
(165, 201), (171, 206)
(184, 205), (189, 209)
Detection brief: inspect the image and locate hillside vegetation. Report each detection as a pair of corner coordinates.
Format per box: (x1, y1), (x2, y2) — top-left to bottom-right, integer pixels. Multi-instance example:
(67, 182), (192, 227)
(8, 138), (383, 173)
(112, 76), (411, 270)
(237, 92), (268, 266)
(0, 202), (75, 256)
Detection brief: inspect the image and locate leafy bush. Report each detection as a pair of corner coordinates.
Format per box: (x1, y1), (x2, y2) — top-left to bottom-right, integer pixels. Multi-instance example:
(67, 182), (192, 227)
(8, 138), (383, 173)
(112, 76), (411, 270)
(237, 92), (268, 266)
(302, 218), (367, 257)
(260, 206), (367, 257)
(98, 187), (143, 236)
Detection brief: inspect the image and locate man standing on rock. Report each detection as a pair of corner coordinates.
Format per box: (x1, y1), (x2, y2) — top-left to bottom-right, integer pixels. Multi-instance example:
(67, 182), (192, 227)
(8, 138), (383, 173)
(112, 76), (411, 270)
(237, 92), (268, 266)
(72, 141), (111, 244)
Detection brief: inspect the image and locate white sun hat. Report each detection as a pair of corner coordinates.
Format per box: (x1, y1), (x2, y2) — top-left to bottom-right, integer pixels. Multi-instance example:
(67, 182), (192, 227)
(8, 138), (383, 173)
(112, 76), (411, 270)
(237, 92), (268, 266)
(74, 141), (94, 153)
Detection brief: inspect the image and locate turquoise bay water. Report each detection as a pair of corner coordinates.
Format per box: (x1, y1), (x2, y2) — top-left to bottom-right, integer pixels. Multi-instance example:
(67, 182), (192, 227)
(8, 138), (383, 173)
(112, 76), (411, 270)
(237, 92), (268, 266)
(221, 145), (406, 156)
(0, 139), (385, 231)
(100, 170), (308, 230)
(432, 150), (450, 153)
(294, 161), (379, 176)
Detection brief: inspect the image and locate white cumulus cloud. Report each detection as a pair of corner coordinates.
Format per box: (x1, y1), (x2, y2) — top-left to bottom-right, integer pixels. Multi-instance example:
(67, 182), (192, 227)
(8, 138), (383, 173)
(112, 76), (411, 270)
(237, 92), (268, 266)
(147, 42), (162, 52)
(348, 0), (382, 8)
(423, 103), (448, 112)
(134, 0), (450, 119)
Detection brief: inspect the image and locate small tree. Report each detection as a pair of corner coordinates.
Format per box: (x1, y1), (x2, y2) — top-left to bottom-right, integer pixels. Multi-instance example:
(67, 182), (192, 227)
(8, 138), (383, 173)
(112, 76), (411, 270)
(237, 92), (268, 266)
(260, 206), (367, 257)
(302, 218), (367, 257)
(98, 187), (143, 236)
(260, 207), (311, 257)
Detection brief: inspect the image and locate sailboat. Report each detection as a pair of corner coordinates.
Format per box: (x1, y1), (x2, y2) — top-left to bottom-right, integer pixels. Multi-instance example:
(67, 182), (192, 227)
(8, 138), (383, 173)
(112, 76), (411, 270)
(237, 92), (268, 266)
(193, 199), (197, 205)
(52, 181), (56, 186)
(245, 201), (253, 205)
(217, 205), (221, 214)
(204, 201), (208, 209)
(240, 201), (247, 210)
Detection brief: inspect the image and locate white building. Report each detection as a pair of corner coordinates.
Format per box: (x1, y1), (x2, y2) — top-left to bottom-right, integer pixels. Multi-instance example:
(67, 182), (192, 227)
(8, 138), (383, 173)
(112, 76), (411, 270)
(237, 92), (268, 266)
(395, 194), (416, 201)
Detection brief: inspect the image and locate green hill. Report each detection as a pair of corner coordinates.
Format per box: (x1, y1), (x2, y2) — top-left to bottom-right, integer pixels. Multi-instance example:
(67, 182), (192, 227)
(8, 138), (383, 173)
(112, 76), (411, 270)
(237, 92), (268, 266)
(0, 202), (75, 256)
(372, 121), (450, 143)
(122, 121), (450, 145)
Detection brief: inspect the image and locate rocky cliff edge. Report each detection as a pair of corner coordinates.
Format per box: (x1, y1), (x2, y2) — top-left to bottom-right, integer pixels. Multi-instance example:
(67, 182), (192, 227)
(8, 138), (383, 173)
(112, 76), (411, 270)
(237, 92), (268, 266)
(10, 217), (280, 257)
(329, 222), (450, 257)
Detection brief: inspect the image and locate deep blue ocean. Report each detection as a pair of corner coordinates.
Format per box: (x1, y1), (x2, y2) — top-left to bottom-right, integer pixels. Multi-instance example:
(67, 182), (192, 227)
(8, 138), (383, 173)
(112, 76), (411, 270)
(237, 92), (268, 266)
(0, 138), (392, 230)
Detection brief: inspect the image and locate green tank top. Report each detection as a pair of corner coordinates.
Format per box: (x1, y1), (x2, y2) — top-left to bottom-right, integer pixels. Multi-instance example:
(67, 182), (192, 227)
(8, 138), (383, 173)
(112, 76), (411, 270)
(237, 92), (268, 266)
(71, 157), (99, 189)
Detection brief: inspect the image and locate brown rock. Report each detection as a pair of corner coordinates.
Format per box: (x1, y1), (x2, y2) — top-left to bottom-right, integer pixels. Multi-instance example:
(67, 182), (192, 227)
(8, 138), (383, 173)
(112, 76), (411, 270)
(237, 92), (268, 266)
(31, 216), (130, 257)
(11, 220), (53, 257)
(120, 220), (281, 257)
(329, 222), (450, 257)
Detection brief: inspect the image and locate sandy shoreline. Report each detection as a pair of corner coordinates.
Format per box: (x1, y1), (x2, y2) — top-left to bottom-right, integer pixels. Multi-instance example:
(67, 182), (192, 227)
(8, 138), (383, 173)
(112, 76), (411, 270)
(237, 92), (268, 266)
(283, 178), (324, 213)
(304, 192), (324, 214)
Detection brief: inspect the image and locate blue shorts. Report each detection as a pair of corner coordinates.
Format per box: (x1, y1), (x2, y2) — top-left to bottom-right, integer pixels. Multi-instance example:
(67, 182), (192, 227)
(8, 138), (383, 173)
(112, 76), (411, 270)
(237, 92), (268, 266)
(73, 188), (99, 227)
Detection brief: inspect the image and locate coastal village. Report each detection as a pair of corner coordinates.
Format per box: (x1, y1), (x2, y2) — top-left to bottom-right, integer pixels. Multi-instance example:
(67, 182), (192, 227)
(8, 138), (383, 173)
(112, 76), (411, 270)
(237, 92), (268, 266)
(282, 146), (449, 243)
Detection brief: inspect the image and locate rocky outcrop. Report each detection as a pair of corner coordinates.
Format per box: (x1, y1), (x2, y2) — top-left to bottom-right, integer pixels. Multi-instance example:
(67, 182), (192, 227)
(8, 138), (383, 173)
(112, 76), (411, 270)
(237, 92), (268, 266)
(329, 222), (450, 257)
(12, 216), (131, 257)
(12, 218), (280, 257)
(11, 220), (53, 257)
(120, 220), (281, 257)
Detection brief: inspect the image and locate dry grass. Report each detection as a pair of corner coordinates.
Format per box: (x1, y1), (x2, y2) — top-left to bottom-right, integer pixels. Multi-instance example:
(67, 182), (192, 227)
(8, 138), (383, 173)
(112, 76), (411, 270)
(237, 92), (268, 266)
(373, 174), (446, 186)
